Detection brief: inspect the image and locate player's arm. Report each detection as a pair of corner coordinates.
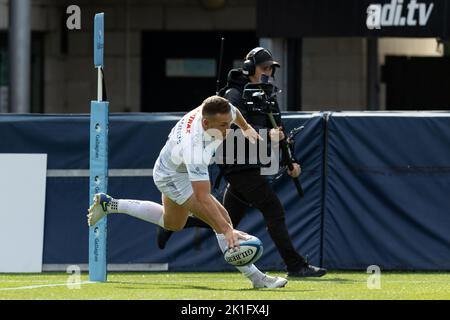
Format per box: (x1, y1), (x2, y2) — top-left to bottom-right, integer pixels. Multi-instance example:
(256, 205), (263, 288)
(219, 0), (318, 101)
(190, 181), (244, 249)
(232, 106), (262, 144)
(190, 181), (231, 233)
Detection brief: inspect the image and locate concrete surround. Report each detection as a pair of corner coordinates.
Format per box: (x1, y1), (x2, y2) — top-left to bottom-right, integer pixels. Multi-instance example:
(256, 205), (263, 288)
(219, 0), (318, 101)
(0, 0), (443, 113)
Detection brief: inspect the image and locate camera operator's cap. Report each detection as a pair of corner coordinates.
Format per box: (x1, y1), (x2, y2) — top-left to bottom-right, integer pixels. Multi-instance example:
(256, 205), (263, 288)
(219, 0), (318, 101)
(254, 49), (281, 68)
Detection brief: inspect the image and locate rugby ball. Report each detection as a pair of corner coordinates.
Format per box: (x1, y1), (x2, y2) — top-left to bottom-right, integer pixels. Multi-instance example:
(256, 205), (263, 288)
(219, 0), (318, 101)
(223, 235), (263, 266)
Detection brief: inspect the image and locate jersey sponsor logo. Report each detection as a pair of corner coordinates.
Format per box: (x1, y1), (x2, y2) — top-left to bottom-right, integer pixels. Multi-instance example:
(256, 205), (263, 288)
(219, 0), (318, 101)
(366, 0), (434, 30)
(186, 110), (200, 133)
(189, 167), (208, 176)
(175, 118), (186, 145)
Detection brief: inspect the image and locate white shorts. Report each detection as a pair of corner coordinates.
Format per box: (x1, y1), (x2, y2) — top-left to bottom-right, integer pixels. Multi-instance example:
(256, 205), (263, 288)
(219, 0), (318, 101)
(153, 160), (193, 206)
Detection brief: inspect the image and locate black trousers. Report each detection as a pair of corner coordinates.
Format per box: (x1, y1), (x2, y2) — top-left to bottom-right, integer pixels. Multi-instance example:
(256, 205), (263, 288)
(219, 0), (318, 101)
(223, 168), (307, 272)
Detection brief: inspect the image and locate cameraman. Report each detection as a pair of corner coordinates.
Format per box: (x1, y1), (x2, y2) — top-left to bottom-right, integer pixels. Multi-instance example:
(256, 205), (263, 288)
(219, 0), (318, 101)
(158, 47), (326, 278)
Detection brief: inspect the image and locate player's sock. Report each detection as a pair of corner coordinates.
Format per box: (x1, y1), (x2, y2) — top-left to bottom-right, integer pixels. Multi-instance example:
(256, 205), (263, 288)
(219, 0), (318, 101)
(109, 199), (164, 227)
(215, 233), (264, 281)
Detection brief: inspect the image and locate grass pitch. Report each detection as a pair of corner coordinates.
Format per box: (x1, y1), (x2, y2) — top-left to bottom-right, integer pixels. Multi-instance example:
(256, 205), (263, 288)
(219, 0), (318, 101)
(0, 271), (449, 300)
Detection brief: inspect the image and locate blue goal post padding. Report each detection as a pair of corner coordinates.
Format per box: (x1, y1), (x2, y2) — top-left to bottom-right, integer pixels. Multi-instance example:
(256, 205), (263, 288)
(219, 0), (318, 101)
(89, 12), (108, 282)
(89, 101), (109, 281)
(94, 13), (104, 68)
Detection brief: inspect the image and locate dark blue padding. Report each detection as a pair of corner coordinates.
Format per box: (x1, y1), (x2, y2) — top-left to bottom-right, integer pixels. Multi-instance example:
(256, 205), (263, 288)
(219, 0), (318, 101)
(324, 112), (450, 270)
(0, 113), (323, 271)
(5, 112), (450, 271)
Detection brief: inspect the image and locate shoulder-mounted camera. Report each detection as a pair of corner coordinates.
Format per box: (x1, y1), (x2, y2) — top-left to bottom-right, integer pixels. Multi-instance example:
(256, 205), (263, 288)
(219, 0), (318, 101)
(241, 76), (281, 115)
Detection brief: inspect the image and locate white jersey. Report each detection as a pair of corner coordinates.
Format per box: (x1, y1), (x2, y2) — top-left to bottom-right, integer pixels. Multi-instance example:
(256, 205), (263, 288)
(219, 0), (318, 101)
(154, 105), (237, 182)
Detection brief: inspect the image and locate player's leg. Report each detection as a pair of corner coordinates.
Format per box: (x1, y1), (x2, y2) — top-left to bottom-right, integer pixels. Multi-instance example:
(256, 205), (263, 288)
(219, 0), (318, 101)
(87, 191), (191, 231)
(164, 181), (251, 229)
(214, 230), (287, 288)
(160, 193), (189, 231)
(157, 182), (248, 250)
(156, 213), (211, 249)
(206, 193), (287, 288)
(87, 193), (167, 227)
(222, 183), (249, 228)
(160, 171), (251, 234)
(253, 187), (326, 277)
(180, 193), (223, 227)
(230, 171), (308, 270)
(227, 170), (326, 277)
(88, 170), (193, 229)
(156, 173), (216, 249)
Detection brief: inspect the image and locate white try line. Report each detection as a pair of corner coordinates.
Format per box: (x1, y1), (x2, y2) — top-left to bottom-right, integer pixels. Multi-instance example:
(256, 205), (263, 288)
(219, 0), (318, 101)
(0, 281), (96, 291)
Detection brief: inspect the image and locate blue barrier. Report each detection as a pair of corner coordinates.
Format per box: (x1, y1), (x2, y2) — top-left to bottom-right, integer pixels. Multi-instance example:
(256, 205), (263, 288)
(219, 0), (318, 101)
(1, 111), (449, 271)
(323, 112), (450, 270)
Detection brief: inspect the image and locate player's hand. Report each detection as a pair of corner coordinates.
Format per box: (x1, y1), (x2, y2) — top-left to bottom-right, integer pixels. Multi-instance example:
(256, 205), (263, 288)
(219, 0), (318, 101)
(235, 230), (250, 239)
(288, 163), (301, 178)
(269, 127), (285, 142)
(242, 125), (263, 144)
(225, 229), (248, 252)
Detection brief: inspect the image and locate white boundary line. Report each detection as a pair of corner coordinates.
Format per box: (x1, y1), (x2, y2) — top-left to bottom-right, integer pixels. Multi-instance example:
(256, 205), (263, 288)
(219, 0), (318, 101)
(0, 281), (96, 291)
(46, 169), (153, 177)
(42, 263), (168, 272)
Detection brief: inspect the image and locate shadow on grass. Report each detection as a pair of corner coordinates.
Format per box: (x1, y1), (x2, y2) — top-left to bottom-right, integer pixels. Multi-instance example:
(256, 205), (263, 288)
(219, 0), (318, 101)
(162, 284), (314, 293)
(108, 281), (313, 293)
(287, 277), (361, 283)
